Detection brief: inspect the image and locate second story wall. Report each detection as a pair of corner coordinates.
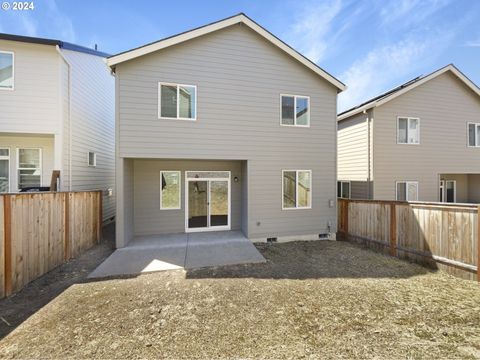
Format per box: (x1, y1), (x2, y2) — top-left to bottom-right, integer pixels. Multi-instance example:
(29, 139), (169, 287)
(372, 71), (480, 200)
(0, 40), (60, 134)
(116, 23), (338, 160)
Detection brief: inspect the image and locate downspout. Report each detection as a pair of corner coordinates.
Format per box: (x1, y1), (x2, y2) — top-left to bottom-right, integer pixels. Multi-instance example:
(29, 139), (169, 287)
(56, 45), (72, 191)
(365, 109), (372, 199)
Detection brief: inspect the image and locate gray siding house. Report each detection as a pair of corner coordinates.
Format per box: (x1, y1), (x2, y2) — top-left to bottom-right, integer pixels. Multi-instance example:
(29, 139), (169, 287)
(0, 34), (116, 221)
(108, 14), (345, 247)
(338, 64), (480, 203)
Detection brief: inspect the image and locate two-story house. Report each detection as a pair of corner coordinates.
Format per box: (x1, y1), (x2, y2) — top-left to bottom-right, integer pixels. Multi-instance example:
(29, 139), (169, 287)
(337, 64), (480, 203)
(108, 13), (345, 247)
(0, 33), (115, 221)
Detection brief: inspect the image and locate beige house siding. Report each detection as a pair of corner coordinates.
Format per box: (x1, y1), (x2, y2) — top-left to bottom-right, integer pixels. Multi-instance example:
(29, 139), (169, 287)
(372, 71), (480, 201)
(116, 24), (338, 244)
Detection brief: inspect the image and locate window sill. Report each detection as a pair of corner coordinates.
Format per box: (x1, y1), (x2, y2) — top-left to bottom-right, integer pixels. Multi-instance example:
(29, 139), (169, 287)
(158, 116), (196, 121)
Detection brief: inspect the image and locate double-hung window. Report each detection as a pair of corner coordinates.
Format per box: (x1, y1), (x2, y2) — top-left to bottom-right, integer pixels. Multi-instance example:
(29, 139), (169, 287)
(397, 117), (419, 144)
(281, 95), (310, 126)
(337, 181), (351, 199)
(160, 170), (181, 210)
(282, 170), (312, 209)
(0, 51), (14, 90)
(467, 122), (480, 147)
(0, 148), (9, 192)
(158, 83), (196, 120)
(17, 148), (41, 190)
(396, 181), (418, 201)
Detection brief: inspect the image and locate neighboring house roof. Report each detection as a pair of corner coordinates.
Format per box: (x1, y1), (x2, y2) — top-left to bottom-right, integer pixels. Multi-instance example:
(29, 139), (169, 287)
(107, 13), (346, 92)
(0, 33), (110, 57)
(338, 64), (480, 121)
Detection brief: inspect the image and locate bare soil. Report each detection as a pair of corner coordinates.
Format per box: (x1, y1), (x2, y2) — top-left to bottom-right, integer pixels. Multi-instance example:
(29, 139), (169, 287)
(0, 237), (479, 359)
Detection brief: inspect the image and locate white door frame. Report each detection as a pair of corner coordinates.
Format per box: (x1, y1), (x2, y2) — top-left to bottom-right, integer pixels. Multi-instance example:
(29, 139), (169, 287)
(441, 179), (456, 203)
(185, 171), (231, 232)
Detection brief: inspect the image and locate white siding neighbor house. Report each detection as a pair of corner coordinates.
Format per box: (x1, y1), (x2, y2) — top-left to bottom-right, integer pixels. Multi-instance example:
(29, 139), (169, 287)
(338, 64), (480, 204)
(108, 13), (345, 247)
(0, 34), (115, 221)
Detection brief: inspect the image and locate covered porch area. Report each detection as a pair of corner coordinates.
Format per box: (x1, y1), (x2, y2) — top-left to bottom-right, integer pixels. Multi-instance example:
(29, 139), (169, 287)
(89, 230), (265, 278)
(439, 173), (480, 204)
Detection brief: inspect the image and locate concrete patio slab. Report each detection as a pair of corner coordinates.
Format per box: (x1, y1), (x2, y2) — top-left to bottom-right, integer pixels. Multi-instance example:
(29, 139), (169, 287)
(88, 231), (265, 278)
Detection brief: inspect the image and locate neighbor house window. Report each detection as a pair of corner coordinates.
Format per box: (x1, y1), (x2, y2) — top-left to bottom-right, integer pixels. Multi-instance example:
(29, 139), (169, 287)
(17, 148), (41, 190)
(0, 148), (9, 192)
(0, 51), (14, 90)
(397, 117), (419, 144)
(282, 170), (312, 209)
(337, 181), (351, 199)
(467, 122), (480, 147)
(396, 181), (418, 201)
(281, 95), (310, 126)
(160, 171), (181, 210)
(158, 83), (196, 120)
(87, 151), (97, 167)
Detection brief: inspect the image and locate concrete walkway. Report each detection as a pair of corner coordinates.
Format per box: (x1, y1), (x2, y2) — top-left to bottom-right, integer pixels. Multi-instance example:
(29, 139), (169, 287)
(88, 231), (265, 278)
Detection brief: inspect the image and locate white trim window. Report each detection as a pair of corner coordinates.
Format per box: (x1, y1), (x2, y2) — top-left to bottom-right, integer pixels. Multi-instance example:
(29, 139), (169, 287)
(160, 170), (181, 210)
(397, 117), (420, 144)
(282, 170), (312, 209)
(87, 151), (97, 167)
(17, 148), (42, 190)
(280, 94), (310, 127)
(0, 148), (10, 192)
(0, 51), (14, 90)
(158, 82), (197, 120)
(467, 122), (480, 147)
(337, 181), (351, 199)
(396, 181), (418, 201)
(440, 179), (456, 203)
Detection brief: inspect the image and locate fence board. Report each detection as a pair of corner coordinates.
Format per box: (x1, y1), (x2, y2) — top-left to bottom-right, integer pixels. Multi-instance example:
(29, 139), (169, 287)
(1, 191), (102, 298)
(338, 199), (479, 281)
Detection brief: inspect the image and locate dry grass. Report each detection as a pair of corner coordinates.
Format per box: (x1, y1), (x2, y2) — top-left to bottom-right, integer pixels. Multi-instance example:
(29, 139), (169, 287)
(0, 240), (479, 359)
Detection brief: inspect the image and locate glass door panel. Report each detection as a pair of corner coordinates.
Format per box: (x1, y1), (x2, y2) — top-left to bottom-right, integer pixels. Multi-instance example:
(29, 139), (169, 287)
(188, 180), (208, 229)
(210, 180), (228, 227)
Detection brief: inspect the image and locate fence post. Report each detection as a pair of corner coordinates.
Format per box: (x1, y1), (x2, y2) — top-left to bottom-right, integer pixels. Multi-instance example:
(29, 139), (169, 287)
(390, 203), (397, 257)
(97, 191), (102, 242)
(343, 200), (349, 240)
(3, 195), (11, 296)
(477, 205), (479, 282)
(64, 192), (70, 261)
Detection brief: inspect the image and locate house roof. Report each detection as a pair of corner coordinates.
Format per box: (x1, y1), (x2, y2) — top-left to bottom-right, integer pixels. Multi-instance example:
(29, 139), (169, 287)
(0, 33), (110, 57)
(107, 13), (346, 92)
(338, 64), (480, 121)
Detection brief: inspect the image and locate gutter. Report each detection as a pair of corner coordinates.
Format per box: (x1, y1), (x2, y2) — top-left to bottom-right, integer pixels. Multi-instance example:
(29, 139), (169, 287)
(55, 45), (72, 191)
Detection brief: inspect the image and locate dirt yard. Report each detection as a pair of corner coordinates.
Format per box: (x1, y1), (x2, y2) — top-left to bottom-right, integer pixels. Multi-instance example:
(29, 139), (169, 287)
(0, 238), (479, 359)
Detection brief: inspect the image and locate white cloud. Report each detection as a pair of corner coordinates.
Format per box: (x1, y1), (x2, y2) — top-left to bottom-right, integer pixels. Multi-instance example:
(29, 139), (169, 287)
(379, 0), (451, 28)
(44, 0), (76, 42)
(338, 26), (458, 112)
(287, 0), (344, 63)
(464, 39), (480, 47)
(20, 16), (38, 36)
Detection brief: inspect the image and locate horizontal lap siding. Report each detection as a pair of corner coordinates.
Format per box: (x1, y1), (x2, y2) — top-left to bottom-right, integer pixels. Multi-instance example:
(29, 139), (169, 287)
(117, 24), (338, 238)
(373, 72), (480, 201)
(0, 40), (60, 133)
(62, 50), (115, 221)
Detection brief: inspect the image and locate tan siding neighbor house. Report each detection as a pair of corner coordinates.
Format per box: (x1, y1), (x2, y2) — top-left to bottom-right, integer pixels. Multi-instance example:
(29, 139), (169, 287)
(338, 64), (480, 203)
(109, 13), (345, 247)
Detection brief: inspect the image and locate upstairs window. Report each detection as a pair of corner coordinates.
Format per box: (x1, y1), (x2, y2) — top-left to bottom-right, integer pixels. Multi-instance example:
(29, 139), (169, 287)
(397, 117), (419, 144)
(0, 51), (14, 90)
(337, 181), (351, 199)
(468, 122), (480, 147)
(158, 83), (196, 120)
(281, 95), (310, 127)
(396, 181), (418, 201)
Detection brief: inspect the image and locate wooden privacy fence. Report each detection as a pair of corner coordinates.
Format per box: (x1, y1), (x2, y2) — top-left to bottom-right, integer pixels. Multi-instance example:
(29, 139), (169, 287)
(0, 191), (102, 298)
(338, 199), (479, 281)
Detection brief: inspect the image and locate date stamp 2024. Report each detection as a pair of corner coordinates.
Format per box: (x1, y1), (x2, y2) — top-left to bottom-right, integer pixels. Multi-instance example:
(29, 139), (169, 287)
(2, 1), (35, 11)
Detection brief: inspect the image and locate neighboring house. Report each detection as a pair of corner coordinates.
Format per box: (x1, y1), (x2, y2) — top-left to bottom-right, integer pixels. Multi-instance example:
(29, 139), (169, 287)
(0, 33), (115, 221)
(108, 13), (345, 247)
(337, 64), (480, 203)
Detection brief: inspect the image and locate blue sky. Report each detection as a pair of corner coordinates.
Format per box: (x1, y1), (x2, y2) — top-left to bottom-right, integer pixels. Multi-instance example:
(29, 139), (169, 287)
(1, 0), (479, 111)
